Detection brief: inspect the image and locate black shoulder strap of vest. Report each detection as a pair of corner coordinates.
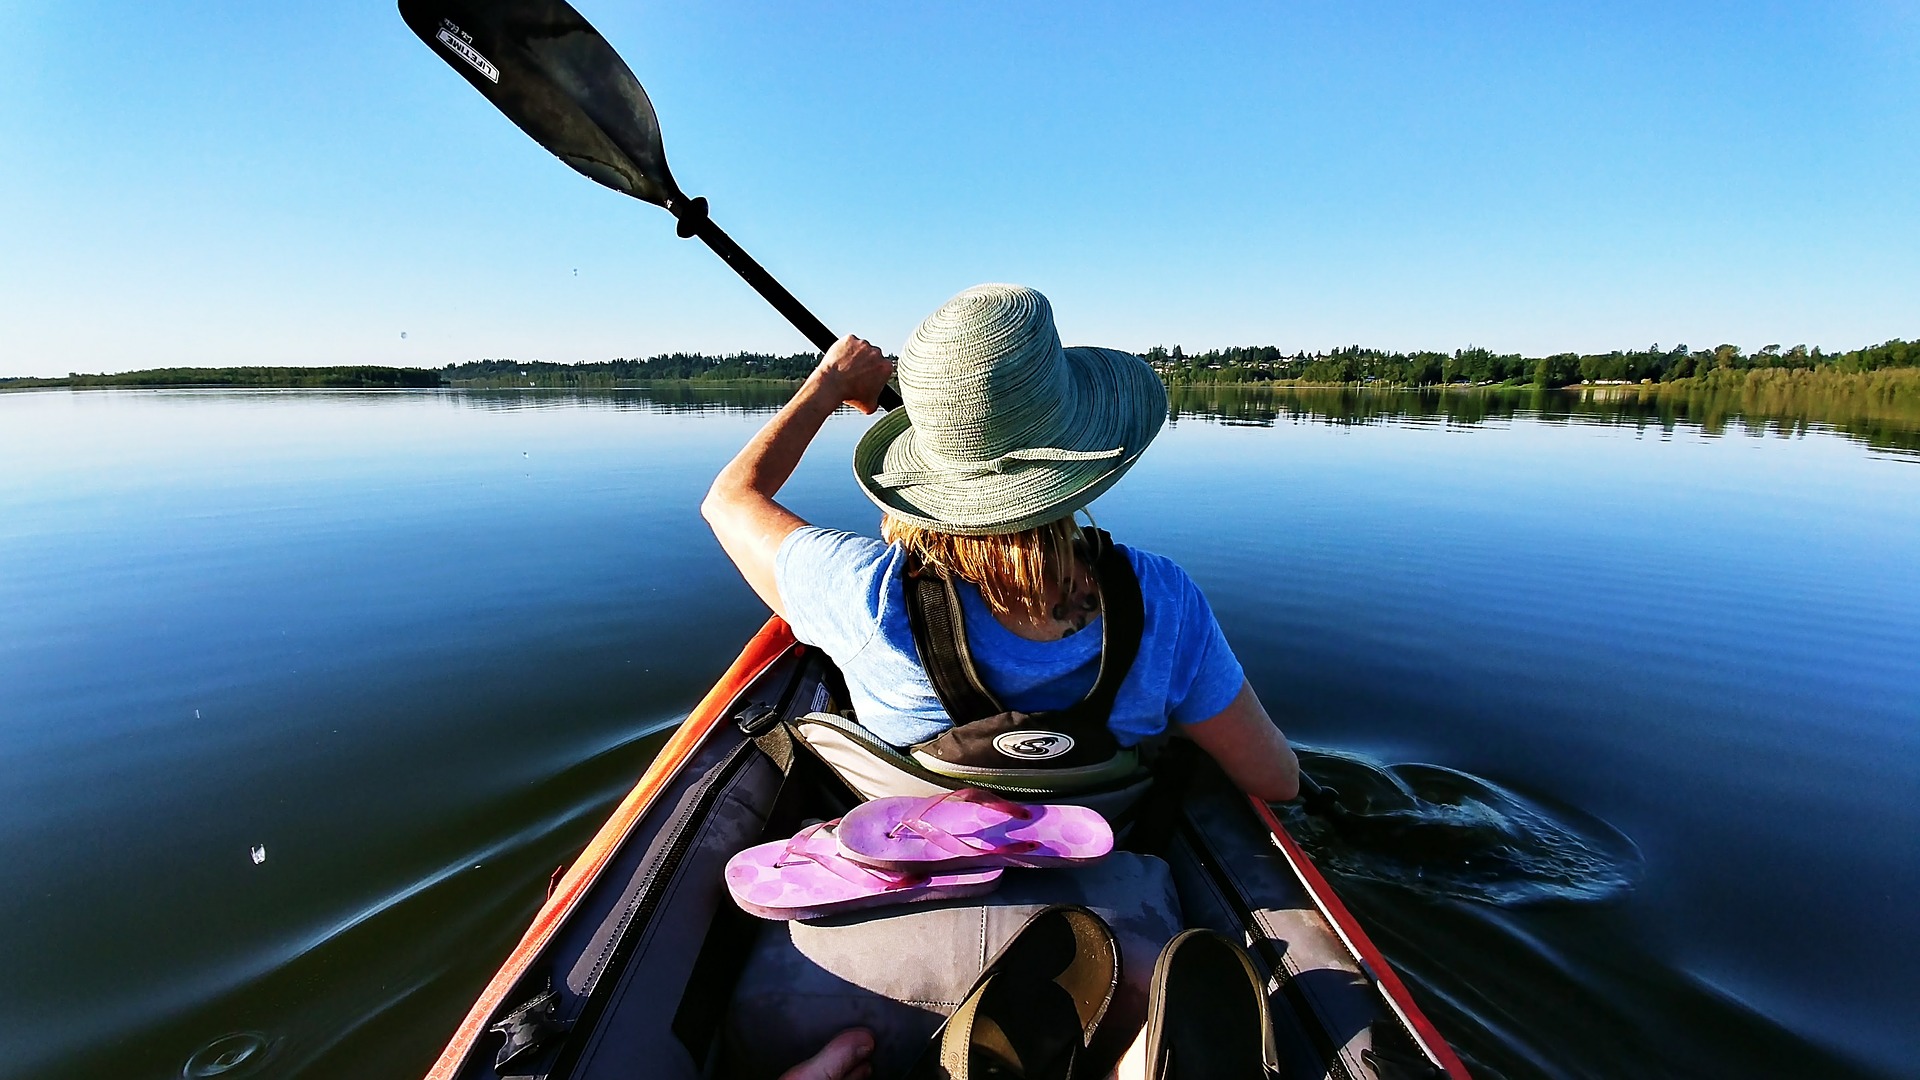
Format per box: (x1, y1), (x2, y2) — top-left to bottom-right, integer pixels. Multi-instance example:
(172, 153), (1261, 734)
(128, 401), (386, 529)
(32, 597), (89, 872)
(904, 528), (1144, 726)
(1073, 528), (1145, 724)
(904, 560), (1004, 724)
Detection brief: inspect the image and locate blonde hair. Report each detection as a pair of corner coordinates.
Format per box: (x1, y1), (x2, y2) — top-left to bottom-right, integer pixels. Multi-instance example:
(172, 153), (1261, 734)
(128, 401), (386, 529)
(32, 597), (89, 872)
(883, 514), (1083, 622)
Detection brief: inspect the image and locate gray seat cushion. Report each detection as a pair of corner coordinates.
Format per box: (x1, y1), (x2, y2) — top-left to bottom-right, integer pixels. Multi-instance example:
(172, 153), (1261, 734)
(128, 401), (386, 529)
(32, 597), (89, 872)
(721, 852), (1182, 1080)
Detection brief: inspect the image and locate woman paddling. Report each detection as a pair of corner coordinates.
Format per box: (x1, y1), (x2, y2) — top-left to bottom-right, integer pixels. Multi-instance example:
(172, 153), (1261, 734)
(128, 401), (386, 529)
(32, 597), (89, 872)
(701, 283), (1299, 804)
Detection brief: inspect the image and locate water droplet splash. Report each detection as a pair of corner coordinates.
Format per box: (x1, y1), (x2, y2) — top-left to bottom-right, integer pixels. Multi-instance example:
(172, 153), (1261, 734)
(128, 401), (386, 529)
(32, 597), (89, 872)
(182, 1032), (273, 1078)
(1278, 748), (1643, 907)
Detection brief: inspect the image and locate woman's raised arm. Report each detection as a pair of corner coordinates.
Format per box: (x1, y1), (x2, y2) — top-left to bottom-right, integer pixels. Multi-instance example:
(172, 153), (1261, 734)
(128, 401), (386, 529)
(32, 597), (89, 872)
(701, 336), (893, 618)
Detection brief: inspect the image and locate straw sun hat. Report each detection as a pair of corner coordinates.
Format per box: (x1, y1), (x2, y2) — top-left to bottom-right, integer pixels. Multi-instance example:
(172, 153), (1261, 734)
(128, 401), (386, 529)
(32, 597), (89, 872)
(853, 284), (1168, 535)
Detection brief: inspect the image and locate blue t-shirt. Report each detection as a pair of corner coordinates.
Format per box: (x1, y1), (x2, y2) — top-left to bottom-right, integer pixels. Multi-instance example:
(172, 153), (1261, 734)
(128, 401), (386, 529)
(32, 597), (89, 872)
(773, 527), (1246, 748)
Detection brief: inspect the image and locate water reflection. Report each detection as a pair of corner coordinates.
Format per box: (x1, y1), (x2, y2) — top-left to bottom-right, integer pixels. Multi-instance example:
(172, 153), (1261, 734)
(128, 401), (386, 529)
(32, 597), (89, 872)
(403, 381), (1920, 457)
(1163, 384), (1920, 458)
(447, 383), (800, 415)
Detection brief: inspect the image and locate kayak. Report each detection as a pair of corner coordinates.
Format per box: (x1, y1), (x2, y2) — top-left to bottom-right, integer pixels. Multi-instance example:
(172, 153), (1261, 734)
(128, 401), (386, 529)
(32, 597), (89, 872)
(423, 618), (1473, 1080)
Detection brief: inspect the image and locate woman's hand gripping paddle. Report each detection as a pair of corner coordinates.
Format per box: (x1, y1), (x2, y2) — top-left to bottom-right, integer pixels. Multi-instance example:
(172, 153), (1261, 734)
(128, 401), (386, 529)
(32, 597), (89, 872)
(1297, 771), (1347, 819)
(397, 0), (902, 411)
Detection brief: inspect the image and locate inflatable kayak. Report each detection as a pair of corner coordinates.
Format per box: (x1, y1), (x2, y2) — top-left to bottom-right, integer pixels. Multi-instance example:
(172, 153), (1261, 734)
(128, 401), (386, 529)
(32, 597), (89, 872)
(423, 618), (1472, 1080)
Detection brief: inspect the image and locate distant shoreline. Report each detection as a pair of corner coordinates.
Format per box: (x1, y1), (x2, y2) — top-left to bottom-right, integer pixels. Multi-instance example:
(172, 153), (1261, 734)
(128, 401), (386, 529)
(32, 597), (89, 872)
(7, 371), (1913, 399)
(0, 365), (441, 391)
(4, 353), (1913, 400)
(7, 367), (1914, 453)
(0, 376), (810, 391)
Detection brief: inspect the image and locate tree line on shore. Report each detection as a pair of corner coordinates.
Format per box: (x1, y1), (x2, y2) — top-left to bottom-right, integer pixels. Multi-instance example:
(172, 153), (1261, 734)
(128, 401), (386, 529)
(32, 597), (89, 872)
(1164, 371), (1920, 454)
(426, 338), (1920, 389)
(0, 365), (444, 390)
(440, 353), (821, 388)
(1146, 338), (1915, 387)
(5, 340), (1911, 391)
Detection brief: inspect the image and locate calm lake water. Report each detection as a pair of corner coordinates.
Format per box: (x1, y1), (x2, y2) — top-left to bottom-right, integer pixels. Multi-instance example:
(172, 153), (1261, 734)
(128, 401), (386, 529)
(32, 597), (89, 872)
(2, 385), (1915, 1079)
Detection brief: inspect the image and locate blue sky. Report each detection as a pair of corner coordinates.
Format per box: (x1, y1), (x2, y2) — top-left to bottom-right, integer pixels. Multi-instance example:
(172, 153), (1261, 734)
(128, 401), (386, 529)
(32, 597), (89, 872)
(2, 2), (1915, 377)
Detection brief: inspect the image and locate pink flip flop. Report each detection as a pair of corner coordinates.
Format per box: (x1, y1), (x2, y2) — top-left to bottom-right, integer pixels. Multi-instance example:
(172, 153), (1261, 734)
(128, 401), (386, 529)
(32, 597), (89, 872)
(834, 788), (1114, 873)
(724, 820), (1003, 921)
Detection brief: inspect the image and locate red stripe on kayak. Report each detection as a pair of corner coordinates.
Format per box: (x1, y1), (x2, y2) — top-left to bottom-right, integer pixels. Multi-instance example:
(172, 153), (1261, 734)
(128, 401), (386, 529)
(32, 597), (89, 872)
(1249, 798), (1474, 1080)
(425, 617), (797, 1080)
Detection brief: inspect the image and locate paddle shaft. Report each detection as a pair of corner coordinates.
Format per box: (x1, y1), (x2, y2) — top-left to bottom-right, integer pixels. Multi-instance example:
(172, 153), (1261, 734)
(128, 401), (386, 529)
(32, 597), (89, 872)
(681, 214), (832, 350)
(672, 197), (902, 403)
(674, 200), (902, 410)
(1296, 770), (1346, 818)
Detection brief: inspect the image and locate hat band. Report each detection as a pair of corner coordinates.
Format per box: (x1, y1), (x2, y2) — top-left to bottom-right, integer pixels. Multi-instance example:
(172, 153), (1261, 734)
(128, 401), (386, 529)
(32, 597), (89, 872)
(871, 445), (1124, 491)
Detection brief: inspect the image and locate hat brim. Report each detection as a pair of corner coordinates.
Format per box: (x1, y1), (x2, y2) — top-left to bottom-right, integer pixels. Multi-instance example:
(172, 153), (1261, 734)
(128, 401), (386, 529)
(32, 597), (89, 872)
(853, 346), (1168, 535)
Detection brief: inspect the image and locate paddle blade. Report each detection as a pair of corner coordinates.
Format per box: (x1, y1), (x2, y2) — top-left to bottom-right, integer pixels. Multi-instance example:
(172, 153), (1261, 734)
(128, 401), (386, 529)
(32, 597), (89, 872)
(399, 0), (683, 207)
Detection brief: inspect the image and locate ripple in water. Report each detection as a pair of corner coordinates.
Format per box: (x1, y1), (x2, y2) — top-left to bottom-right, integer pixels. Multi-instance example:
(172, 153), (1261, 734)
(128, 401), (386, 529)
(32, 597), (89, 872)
(1277, 748), (1643, 906)
(181, 1032), (274, 1078)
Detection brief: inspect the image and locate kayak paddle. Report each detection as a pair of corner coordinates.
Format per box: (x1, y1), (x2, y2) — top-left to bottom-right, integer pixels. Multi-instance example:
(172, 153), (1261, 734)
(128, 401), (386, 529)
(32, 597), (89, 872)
(398, 0), (902, 410)
(1297, 771), (1346, 819)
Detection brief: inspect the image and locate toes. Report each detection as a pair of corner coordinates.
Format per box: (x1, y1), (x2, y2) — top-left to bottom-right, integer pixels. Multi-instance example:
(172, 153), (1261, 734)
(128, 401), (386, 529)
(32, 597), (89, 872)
(776, 1027), (875, 1080)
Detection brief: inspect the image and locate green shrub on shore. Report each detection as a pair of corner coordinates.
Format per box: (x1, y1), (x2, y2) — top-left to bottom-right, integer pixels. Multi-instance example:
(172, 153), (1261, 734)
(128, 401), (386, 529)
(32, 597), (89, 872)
(1670, 364), (1920, 402)
(1586, 365), (1920, 429)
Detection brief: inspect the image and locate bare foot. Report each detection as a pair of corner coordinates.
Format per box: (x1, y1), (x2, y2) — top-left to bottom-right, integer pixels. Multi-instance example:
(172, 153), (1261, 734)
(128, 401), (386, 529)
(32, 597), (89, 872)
(778, 1027), (875, 1080)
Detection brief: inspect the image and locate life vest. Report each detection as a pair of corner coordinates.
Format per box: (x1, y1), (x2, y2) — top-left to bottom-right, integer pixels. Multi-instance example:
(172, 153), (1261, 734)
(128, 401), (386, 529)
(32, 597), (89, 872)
(774, 528), (1154, 808)
(902, 526), (1146, 790)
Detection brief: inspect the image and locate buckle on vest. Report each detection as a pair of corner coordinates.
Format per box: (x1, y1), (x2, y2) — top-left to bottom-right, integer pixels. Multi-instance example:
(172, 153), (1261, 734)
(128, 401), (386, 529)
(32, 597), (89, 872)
(734, 702), (782, 737)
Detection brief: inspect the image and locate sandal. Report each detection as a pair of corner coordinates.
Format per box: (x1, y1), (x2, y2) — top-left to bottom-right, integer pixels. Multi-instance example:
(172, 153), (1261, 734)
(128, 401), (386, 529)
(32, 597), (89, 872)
(724, 820), (1002, 921)
(835, 788), (1113, 873)
(1140, 930), (1280, 1079)
(908, 905), (1121, 1080)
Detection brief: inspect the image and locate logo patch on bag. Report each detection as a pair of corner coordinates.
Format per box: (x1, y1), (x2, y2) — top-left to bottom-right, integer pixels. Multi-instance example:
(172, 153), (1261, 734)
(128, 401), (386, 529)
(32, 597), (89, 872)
(992, 731), (1075, 761)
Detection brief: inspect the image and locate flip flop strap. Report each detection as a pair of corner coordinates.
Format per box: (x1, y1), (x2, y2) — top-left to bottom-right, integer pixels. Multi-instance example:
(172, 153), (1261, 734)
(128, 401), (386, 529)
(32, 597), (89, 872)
(775, 822), (928, 889)
(899, 787), (1033, 827)
(889, 789), (1041, 857)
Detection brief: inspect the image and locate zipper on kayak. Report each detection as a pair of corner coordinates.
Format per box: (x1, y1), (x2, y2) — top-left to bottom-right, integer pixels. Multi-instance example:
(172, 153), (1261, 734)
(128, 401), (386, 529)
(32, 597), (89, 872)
(582, 734), (757, 996)
(518, 731), (761, 1079)
(596, 653), (803, 999)
(487, 722), (756, 1076)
